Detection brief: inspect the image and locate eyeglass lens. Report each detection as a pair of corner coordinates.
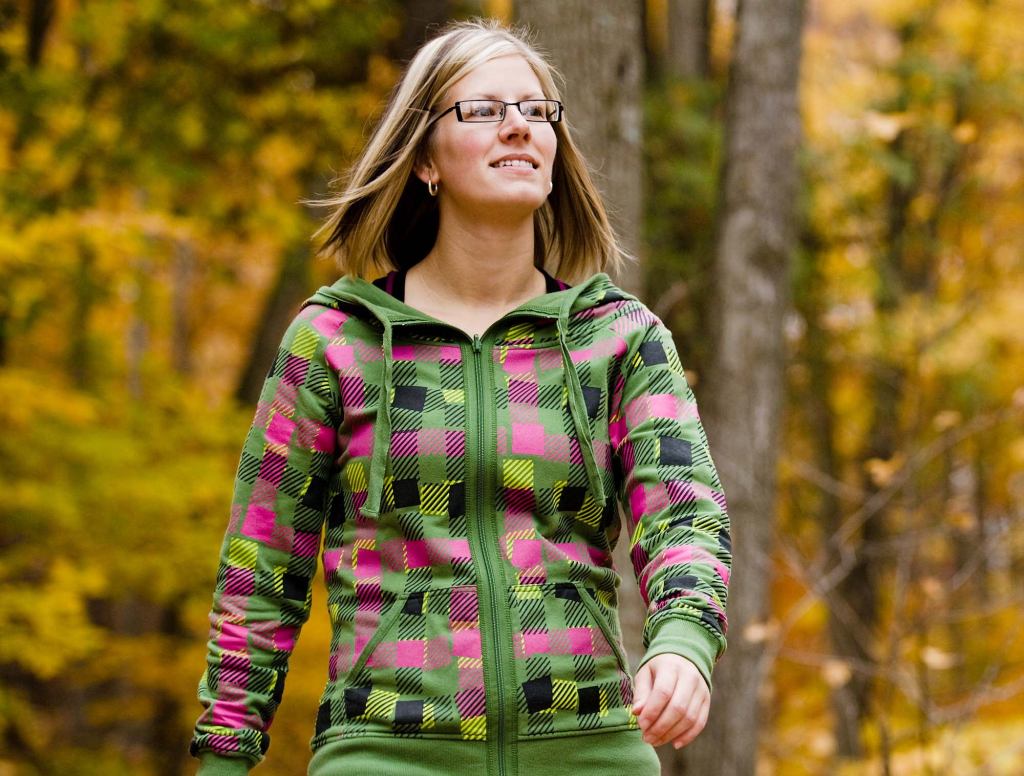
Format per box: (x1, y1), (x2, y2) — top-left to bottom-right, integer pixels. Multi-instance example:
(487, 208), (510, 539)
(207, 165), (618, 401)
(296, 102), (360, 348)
(459, 100), (560, 122)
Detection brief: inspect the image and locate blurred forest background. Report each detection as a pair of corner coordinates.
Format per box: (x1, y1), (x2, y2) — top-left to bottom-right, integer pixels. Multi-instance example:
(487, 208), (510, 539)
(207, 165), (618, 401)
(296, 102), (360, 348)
(1, 0), (1022, 774)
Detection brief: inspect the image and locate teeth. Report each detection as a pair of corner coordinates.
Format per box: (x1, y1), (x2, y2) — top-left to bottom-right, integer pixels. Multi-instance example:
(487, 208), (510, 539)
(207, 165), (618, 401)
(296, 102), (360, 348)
(494, 159), (534, 168)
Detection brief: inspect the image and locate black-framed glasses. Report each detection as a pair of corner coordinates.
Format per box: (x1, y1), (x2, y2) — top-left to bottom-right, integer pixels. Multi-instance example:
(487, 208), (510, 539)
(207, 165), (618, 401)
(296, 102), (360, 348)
(428, 99), (563, 126)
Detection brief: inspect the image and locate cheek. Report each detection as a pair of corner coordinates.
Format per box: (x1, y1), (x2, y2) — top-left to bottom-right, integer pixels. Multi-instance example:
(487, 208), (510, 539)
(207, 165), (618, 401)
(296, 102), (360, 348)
(539, 130), (557, 165)
(442, 133), (491, 168)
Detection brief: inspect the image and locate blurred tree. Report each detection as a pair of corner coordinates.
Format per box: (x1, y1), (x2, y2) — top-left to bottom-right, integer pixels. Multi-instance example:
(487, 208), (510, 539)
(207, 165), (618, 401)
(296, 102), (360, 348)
(666, 0), (712, 81)
(642, 2), (722, 773)
(26, 0), (56, 68)
(683, 1), (807, 774)
(771, 0), (1024, 771)
(515, 0), (645, 295)
(816, 0), (1018, 762)
(235, 241), (315, 405)
(392, 0), (455, 62)
(640, 0), (723, 381)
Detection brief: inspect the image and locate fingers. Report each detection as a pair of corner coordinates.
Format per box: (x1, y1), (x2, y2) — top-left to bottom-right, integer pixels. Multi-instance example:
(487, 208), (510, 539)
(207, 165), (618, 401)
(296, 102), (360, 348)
(631, 662), (652, 714)
(634, 666), (675, 739)
(671, 691), (710, 749)
(641, 670), (696, 747)
(666, 686), (708, 749)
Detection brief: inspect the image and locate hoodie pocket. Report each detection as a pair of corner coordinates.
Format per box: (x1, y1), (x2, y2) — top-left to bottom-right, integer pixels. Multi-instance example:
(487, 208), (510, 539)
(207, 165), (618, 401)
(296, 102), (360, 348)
(508, 581), (635, 736)
(330, 584), (486, 740)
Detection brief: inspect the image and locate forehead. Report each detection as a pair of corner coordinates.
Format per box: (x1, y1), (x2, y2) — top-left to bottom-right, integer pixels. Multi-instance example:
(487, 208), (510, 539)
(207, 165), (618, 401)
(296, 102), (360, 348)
(447, 54), (545, 100)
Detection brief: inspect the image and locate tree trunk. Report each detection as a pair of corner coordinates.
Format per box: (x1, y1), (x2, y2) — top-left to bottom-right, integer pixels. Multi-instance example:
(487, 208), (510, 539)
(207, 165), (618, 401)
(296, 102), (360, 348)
(685, 1), (806, 773)
(235, 242), (312, 406)
(124, 256), (151, 400)
(391, 0), (455, 63)
(69, 240), (99, 391)
(666, 0), (712, 80)
(515, 0), (645, 296)
(26, 0), (55, 68)
(171, 239), (197, 377)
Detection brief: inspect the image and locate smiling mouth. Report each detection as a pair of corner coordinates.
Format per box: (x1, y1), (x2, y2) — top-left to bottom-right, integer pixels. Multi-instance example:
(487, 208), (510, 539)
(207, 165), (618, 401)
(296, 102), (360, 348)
(490, 160), (538, 169)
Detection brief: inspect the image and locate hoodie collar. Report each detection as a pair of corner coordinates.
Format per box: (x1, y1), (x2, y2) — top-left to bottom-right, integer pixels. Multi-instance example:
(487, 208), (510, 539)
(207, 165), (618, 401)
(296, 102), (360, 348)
(301, 271), (635, 520)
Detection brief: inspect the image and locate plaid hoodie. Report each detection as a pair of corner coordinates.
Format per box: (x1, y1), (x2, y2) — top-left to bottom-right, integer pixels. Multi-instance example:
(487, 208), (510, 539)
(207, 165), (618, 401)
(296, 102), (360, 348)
(189, 271), (731, 775)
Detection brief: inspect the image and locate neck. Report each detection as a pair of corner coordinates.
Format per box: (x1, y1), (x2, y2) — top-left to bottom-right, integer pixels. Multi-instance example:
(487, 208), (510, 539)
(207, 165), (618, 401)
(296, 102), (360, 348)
(411, 209), (543, 308)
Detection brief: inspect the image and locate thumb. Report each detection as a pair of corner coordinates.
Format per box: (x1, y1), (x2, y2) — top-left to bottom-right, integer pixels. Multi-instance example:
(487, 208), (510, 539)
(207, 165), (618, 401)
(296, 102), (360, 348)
(632, 662), (653, 713)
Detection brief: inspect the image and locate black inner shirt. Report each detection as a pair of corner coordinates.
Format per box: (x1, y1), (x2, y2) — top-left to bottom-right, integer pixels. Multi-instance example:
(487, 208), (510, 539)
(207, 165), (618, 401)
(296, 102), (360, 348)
(371, 265), (571, 301)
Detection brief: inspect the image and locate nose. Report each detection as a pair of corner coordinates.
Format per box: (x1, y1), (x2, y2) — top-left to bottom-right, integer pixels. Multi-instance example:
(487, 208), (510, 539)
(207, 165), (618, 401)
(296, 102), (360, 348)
(499, 103), (531, 137)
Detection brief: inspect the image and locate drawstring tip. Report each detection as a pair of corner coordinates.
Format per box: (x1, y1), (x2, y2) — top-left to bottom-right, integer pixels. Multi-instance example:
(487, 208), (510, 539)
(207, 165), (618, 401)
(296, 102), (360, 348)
(361, 488), (382, 520)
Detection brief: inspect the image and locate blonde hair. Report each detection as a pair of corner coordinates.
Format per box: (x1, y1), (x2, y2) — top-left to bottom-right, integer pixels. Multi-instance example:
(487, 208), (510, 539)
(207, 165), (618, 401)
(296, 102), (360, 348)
(302, 17), (627, 285)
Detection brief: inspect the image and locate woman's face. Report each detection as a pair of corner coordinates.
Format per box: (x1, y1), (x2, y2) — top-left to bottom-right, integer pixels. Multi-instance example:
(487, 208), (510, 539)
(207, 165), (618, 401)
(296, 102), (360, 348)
(417, 54), (557, 220)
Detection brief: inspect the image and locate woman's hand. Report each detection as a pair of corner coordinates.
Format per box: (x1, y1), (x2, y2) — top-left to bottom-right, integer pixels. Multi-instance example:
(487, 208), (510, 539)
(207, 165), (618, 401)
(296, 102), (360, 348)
(631, 653), (710, 750)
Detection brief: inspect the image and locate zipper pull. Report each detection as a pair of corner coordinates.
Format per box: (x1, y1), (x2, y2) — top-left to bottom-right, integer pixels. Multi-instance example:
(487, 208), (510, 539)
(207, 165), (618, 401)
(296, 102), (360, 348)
(472, 334), (482, 353)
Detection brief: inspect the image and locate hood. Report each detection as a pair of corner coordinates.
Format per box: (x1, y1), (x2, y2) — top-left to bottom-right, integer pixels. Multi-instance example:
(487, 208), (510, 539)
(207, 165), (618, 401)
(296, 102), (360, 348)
(301, 271), (639, 520)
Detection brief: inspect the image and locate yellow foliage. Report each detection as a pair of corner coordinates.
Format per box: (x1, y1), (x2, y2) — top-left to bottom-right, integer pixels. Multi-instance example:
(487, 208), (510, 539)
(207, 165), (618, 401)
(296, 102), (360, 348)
(367, 53), (401, 92)
(255, 133), (311, 180)
(920, 645), (958, 670)
(864, 110), (914, 141)
(863, 453), (906, 487)
(0, 369), (99, 430)
(483, 0), (513, 23)
(0, 557), (106, 679)
(743, 619), (781, 645)
(953, 120), (978, 144)
(931, 409), (961, 431)
(822, 658), (853, 688)
(839, 718), (1024, 774)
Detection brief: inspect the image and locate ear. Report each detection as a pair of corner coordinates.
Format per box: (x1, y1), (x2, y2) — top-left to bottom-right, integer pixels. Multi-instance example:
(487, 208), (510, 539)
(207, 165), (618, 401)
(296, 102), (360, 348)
(413, 152), (436, 186)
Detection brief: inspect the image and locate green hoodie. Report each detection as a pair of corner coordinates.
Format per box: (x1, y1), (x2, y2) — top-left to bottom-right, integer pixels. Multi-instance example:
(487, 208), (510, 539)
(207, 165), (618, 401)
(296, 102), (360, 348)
(189, 271), (730, 775)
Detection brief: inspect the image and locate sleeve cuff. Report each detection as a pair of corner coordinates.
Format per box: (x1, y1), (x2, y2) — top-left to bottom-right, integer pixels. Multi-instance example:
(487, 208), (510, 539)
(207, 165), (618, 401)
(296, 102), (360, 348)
(636, 617), (722, 692)
(197, 753), (254, 776)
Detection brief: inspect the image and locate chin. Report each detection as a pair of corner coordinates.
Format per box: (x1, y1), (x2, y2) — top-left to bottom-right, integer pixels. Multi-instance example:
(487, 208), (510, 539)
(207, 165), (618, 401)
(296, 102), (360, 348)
(459, 194), (547, 220)
(454, 190), (552, 220)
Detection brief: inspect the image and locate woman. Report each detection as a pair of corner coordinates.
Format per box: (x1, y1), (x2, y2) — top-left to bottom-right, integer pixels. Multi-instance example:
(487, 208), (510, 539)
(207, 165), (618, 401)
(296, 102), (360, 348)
(189, 18), (730, 776)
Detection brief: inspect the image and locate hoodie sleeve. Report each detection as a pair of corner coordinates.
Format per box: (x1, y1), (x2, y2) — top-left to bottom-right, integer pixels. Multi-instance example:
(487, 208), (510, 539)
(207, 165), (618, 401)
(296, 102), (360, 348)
(610, 310), (731, 692)
(189, 305), (342, 772)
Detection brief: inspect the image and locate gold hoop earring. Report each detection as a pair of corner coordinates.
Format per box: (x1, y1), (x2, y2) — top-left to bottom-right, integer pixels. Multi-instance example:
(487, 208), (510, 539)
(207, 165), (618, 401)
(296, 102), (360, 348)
(428, 179), (439, 197)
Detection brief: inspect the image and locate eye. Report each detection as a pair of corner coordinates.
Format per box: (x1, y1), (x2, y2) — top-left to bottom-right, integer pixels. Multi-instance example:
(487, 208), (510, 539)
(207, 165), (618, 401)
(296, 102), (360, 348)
(522, 101), (546, 118)
(466, 101), (499, 117)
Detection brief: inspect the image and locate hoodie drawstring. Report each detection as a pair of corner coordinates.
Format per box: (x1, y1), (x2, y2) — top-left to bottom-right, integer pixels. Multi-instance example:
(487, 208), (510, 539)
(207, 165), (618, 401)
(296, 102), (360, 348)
(359, 300), (607, 520)
(556, 302), (608, 511)
(361, 313), (394, 520)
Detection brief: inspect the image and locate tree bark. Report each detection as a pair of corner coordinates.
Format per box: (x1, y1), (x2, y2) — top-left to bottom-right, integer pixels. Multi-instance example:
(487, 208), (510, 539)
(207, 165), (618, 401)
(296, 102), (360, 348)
(666, 0), (712, 80)
(235, 242), (312, 406)
(124, 256), (151, 401)
(515, 0), (645, 296)
(391, 0), (455, 63)
(685, 1), (806, 773)
(69, 240), (99, 391)
(171, 239), (197, 377)
(26, 0), (55, 68)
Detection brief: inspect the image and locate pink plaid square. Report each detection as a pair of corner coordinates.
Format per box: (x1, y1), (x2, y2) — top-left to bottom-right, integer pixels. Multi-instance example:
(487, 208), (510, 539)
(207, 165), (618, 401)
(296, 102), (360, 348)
(452, 629), (481, 658)
(395, 640), (426, 668)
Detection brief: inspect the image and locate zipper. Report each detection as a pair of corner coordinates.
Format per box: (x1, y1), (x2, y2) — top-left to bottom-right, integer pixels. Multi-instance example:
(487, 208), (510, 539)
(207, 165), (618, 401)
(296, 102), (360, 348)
(471, 332), (511, 776)
(380, 313), (551, 773)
